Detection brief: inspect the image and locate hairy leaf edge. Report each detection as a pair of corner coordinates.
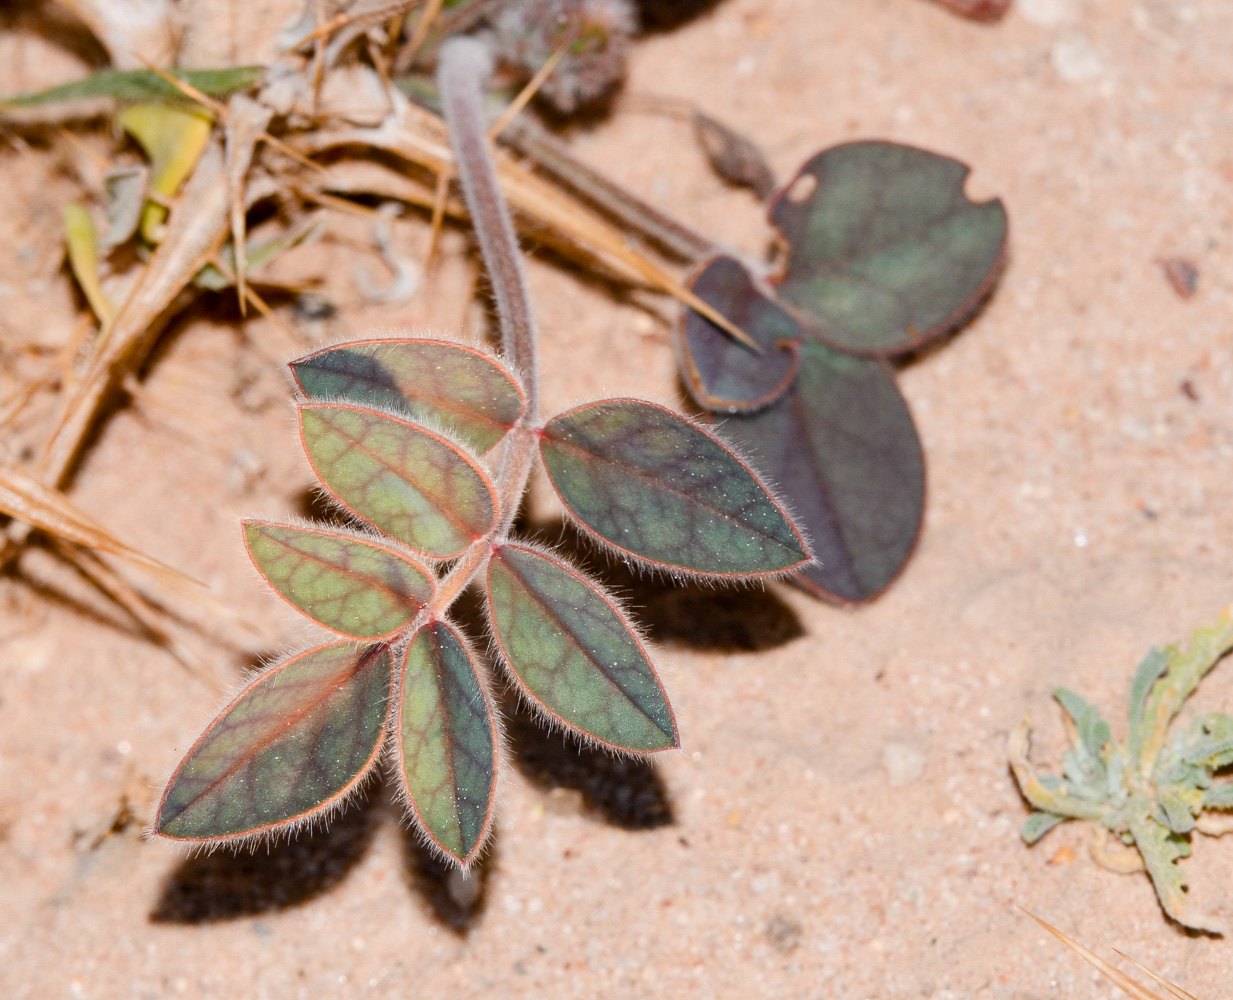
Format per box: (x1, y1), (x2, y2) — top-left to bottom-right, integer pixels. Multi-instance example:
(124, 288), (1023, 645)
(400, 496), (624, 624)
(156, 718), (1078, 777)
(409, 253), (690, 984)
(387, 617), (503, 869)
(297, 401), (500, 559)
(289, 335), (527, 452)
(242, 519), (437, 641)
(483, 539), (682, 756)
(539, 397), (814, 582)
(151, 641), (395, 849)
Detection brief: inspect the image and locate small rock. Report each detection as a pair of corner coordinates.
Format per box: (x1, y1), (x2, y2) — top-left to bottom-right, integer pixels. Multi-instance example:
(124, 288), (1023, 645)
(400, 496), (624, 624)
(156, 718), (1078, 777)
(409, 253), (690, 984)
(544, 787), (584, 817)
(882, 742), (926, 788)
(1157, 257), (1198, 299)
(1019, 0), (1076, 26)
(1048, 845), (1077, 866)
(226, 448), (266, 495)
(1052, 34), (1104, 82)
(764, 914), (802, 954)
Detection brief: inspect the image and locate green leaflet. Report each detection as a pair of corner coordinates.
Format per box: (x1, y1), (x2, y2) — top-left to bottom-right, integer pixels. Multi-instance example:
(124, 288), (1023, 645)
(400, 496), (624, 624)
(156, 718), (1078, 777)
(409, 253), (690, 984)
(243, 521), (435, 640)
(539, 399), (809, 578)
(486, 544), (678, 753)
(1, 66), (265, 109)
(157, 643), (392, 841)
(397, 621), (498, 865)
(291, 339), (524, 454)
(298, 403), (497, 559)
(770, 141), (1007, 356)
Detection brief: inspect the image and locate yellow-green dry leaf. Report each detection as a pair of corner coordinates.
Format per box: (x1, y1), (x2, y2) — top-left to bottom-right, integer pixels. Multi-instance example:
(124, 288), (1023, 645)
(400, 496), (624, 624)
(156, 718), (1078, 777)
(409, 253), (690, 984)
(62, 202), (113, 324)
(118, 102), (214, 242)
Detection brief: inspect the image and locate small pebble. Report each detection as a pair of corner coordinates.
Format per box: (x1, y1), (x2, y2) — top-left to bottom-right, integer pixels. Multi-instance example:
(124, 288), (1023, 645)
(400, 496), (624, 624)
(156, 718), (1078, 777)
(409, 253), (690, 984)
(882, 742), (926, 788)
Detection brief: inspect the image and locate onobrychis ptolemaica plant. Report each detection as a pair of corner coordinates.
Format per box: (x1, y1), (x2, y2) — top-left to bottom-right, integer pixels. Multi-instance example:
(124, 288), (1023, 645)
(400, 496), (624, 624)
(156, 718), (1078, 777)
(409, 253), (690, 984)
(153, 37), (812, 867)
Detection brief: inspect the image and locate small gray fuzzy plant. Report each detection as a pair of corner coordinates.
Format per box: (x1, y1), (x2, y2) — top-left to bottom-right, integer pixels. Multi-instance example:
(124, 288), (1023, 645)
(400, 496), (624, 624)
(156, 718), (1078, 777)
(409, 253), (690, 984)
(1010, 609), (1233, 934)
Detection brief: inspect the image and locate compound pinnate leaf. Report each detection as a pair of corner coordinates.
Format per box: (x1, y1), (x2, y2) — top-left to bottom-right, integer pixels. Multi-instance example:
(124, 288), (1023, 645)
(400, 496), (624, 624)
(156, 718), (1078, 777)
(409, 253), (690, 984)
(291, 339), (524, 454)
(540, 400), (809, 578)
(397, 621), (498, 865)
(244, 521), (435, 640)
(299, 403), (497, 559)
(770, 141), (1007, 356)
(717, 341), (924, 603)
(157, 643), (392, 841)
(679, 255), (800, 413)
(486, 544), (677, 753)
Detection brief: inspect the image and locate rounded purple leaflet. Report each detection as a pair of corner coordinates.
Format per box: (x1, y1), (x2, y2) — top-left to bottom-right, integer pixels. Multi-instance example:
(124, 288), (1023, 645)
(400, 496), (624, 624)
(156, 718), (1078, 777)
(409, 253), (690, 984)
(678, 254), (801, 413)
(769, 140), (1007, 357)
(396, 619), (498, 866)
(298, 402), (498, 559)
(715, 340), (925, 604)
(156, 642), (393, 842)
(290, 338), (525, 455)
(485, 543), (678, 753)
(243, 521), (435, 640)
(538, 399), (810, 579)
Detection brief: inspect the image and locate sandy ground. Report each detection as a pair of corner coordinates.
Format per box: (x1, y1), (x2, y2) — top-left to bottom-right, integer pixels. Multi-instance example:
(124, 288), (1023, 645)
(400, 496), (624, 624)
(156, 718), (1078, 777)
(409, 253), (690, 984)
(2, 0), (1233, 997)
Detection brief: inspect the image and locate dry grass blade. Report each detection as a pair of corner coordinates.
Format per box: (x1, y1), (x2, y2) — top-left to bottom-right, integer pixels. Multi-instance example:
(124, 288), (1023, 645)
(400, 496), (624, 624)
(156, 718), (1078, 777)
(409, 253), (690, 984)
(223, 94), (275, 315)
(488, 42), (569, 140)
(1019, 908), (1186, 1000)
(1112, 951), (1200, 1000)
(401, 0), (444, 67)
(56, 540), (203, 674)
(297, 112), (756, 348)
(0, 464), (193, 583)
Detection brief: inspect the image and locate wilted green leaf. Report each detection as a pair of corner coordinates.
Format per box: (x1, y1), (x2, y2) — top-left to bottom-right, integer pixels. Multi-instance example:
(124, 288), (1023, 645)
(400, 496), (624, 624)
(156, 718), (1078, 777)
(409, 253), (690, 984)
(243, 521), (435, 639)
(118, 102), (214, 242)
(679, 255), (800, 413)
(1127, 647), (1169, 767)
(1021, 811), (1066, 845)
(397, 620), (498, 864)
(1, 66), (264, 108)
(1203, 784), (1233, 810)
(486, 544), (678, 752)
(156, 642), (391, 841)
(1157, 786), (1197, 835)
(1054, 687), (1112, 769)
(1182, 714), (1233, 770)
(1134, 612), (1233, 778)
(1127, 809), (1224, 934)
(299, 403), (497, 559)
(717, 341), (924, 603)
(539, 399), (809, 578)
(62, 202), (112, 325)
(291, 339), (524, 454)
(769, 141), (1007, 355)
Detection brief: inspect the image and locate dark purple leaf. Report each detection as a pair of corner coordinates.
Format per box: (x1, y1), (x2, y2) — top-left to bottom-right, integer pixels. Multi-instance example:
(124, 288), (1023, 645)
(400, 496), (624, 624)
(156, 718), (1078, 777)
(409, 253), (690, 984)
(769, 141), (1007, 356)
(716, 340), (924, 603)
(678, 254), (801, 413)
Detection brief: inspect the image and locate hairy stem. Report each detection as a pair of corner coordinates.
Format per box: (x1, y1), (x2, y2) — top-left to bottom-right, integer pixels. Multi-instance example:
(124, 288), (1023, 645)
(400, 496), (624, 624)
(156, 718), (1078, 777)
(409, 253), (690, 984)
(432, 36), (543, 609)
(438, 36), (539, 421)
